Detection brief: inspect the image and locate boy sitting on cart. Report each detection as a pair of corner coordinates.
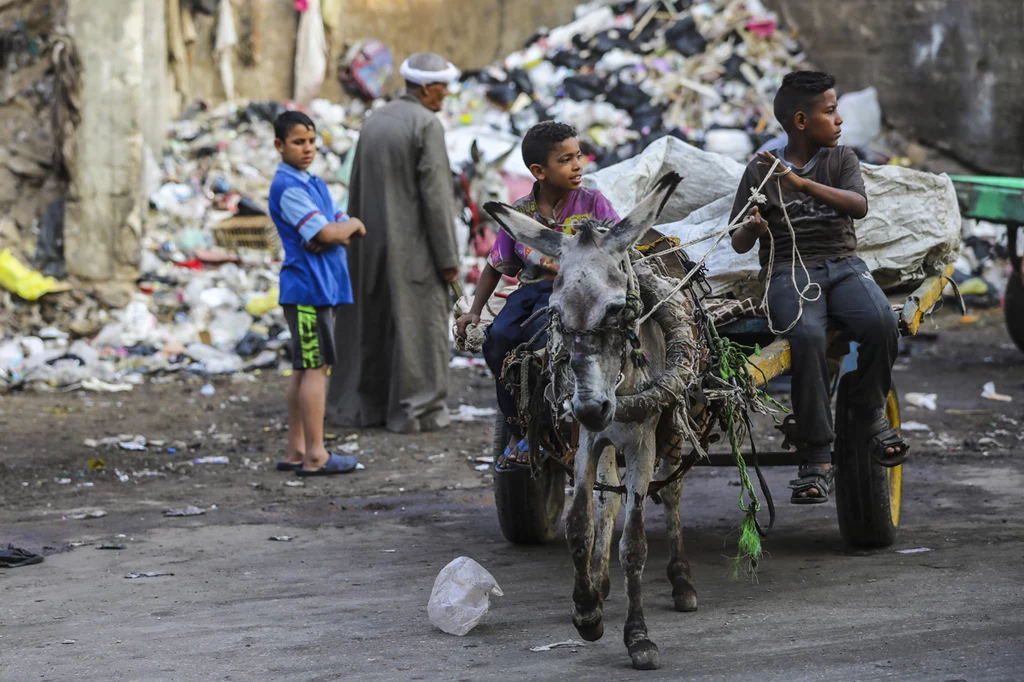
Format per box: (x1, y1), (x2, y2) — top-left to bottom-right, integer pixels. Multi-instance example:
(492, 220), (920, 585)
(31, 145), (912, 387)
(455, 122), (619, 470)
(729, 71), (909, 504)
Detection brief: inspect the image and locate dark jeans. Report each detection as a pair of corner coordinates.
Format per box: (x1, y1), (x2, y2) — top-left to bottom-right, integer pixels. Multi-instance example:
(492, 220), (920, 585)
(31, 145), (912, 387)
(766, 257), (899, 464)
(482, 280), (553, 443)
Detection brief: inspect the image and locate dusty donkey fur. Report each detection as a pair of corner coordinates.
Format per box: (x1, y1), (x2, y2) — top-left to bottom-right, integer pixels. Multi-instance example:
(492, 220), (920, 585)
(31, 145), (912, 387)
(485, 172), (697, 671)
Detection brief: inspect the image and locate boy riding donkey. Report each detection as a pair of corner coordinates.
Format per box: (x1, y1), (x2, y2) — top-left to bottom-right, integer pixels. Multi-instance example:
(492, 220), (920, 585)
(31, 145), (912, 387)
(729, 71), (908, 504)
(455, 122), (620, 469)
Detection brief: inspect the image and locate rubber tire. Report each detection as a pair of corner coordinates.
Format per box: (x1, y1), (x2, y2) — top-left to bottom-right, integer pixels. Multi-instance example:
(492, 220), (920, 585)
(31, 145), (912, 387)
(1003, 271), (1024, 353)
(492, 416), (566, 545)
(834, 376), (902, 548)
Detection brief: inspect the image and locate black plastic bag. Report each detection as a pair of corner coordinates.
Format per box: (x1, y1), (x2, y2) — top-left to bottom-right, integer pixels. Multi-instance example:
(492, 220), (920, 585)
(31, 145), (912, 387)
(665, 16), (707, 57)
(606, 82), (649, 112)
(0, 544), (43, 568)
(562, 74), (608, 101)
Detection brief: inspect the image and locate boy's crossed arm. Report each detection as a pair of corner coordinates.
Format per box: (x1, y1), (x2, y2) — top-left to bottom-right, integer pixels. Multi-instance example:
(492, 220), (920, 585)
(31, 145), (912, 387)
(280, 186), (366, 253)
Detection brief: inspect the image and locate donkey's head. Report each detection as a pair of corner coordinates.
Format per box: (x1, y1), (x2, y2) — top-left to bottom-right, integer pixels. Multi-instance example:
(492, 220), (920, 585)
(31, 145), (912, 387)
(484, 172), (682, 432)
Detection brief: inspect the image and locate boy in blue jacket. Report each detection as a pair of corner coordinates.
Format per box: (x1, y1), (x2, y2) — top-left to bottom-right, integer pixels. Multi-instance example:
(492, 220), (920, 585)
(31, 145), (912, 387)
(269, 111), (366, 476)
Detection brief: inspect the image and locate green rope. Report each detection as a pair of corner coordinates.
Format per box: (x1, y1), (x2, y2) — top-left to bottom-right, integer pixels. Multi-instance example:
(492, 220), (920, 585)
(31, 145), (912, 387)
(728, 406), (762, 578)
(703, 316), (769, 579)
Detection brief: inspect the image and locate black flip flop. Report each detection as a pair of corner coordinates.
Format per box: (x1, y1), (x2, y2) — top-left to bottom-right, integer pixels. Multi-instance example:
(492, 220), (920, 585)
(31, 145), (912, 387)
(295, 453), (359, 477)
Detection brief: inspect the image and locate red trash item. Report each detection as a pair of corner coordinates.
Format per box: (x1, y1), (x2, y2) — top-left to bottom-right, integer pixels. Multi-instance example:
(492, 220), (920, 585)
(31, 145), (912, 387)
(339, 39), (394, 100)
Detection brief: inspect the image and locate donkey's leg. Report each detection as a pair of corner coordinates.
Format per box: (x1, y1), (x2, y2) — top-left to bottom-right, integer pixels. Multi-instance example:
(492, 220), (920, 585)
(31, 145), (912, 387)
(620, 423), (660, 670)
(657, 459), (697, 612)
(591, 447), (622, 601)
(566, 432), (607, 642)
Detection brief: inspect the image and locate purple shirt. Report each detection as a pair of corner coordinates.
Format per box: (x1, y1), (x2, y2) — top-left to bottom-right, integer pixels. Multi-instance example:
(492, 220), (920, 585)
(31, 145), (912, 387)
(488, 185), (620, 284)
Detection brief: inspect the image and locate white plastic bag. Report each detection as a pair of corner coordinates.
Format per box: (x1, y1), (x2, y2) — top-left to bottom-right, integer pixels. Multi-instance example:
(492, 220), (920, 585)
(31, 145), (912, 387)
(427, 557), (503, 636)
(837, 87), (882, 148)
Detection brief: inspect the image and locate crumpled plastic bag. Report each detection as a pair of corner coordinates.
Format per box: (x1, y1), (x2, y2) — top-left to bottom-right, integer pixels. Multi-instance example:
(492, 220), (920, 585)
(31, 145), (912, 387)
(427, 557), (503, 636)
(0, 248), (72, 301)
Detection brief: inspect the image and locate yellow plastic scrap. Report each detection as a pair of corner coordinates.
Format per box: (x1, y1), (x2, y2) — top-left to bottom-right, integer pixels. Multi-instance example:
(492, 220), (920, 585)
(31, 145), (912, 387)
(245, 287), (280, 317)
(0, 248), (72, 301)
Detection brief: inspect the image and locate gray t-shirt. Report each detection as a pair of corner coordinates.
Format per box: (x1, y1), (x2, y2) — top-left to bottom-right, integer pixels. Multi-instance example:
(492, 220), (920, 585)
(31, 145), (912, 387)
(729, 145), (867, 273)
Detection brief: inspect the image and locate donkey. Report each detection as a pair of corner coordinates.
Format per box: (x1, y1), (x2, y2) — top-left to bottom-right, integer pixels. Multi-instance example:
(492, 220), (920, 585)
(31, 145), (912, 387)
(485, 172), (698, 671)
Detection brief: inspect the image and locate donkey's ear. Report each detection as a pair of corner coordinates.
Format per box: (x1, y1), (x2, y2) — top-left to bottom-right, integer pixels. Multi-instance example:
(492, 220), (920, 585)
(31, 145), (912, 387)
(484, 202), (567, 258)
(470, 140), (483, 165)
(603, 172), (683, 253)
(487, 144), (516, 172)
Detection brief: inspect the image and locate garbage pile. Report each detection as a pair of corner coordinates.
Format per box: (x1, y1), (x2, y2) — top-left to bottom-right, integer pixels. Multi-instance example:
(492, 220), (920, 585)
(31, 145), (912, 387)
(951, 219), (1008, 308)
(0, 97), (370, 393)
(446, 0), (809, 169)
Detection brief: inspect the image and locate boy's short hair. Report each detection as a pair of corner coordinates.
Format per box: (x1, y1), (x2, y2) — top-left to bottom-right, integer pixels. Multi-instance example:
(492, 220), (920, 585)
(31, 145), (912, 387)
(274, 111), (316, 141)
(521, 121), (578, 167)
(773, 71), (836, 133)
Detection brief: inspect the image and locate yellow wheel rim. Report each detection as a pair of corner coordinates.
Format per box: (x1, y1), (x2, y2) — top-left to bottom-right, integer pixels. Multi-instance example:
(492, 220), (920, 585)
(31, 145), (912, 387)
(885, 389), (903, 527)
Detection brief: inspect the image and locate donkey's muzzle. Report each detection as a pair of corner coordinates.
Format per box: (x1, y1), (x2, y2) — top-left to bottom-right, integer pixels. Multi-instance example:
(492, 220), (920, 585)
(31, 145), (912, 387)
(573, 394), (613, 432)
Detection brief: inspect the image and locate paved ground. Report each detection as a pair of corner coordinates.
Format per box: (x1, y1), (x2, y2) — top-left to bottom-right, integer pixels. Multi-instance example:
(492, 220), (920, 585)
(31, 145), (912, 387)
(2, 309), (1023, 680)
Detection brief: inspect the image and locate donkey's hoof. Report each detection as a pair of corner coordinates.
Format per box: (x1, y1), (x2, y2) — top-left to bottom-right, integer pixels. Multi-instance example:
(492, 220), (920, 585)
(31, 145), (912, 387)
(573, 613), (604, 642)
(628, 640), (660, 670)
(673, 589), (698, 613)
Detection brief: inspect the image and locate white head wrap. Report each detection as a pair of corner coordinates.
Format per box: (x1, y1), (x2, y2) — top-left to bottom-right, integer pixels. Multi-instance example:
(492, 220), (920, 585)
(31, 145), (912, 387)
(400, 52), (460, 86)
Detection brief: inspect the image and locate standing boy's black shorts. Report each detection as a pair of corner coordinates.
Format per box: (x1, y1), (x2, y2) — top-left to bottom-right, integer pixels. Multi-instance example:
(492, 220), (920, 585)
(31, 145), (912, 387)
(282, 305), (337, 370)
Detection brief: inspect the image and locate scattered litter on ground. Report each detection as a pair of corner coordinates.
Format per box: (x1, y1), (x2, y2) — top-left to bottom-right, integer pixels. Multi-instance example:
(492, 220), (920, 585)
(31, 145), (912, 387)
(61, 639), (76, 644)
(97, 543), (127, 550)
(529, 639), (587, 652)
(87, 459), (105, 471)
(338, 441), (360, 454)
(284, 480), (305, 487)
(125, 572), (174, 579)
(382, 549), (397, 553)
(905, 393), (938, 411)
(163, 506), (205, 517)
(192, 456), (229, 465)
(474, 456), (495, 464)
(449, 405), (498, 422)
(65, 509), (106, 520)
(428, 556), (504, 636)
(0, 544), (44, 568)
(118, 440), (147, 451)
(474, 463), (491, 472)
(449, 357), (489, 370)
(200, 383), (216, 396)
(981, 382), (1012, 402)
(900, 421), (932, 432)
(54, 477), (72, 485)
(269, 536), (295, 542)
(896, 548), (933, 555)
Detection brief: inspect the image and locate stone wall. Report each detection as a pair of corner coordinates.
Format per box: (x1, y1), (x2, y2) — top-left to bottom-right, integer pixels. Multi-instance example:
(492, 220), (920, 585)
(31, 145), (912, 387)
(766, 0), (1024, 175)
(0, 0), (65, 257)
(171, 0), (581, 110)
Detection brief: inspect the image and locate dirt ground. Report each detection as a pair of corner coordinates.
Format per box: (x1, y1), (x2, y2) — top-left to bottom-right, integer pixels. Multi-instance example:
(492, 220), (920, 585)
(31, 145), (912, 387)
(2, 306), (1023, 680)
(1, 307), (1020, 515)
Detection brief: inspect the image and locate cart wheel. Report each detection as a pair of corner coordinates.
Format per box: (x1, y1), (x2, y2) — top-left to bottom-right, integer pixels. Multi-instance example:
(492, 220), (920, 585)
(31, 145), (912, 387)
(834, 376), (902, 548)
(492, 416), (566, 545)
(1003, 271), (1024, 353)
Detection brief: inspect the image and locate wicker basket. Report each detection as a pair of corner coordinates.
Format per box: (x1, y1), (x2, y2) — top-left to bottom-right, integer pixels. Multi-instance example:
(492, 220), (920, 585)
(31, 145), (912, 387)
(212, 215), (280, 252)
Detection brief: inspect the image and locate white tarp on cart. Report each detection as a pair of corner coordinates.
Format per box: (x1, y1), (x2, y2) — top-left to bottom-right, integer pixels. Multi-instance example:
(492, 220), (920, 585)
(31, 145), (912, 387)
(584, 137), (962, 299)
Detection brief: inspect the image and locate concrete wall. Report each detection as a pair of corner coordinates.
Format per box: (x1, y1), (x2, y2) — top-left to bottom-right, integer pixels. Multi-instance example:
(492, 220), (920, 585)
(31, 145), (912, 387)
(64, 0), (149, 281)
(175, 0), (580, 106)
(766, 0), (1024, 175)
